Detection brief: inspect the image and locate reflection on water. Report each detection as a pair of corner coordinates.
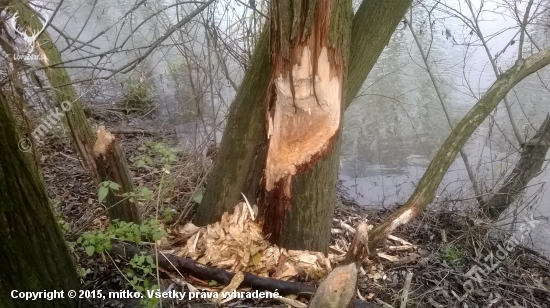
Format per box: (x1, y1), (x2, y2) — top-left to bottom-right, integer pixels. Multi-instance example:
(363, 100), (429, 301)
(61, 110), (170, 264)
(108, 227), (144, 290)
(340, 1), (550, 253)
(342, 0), (549, 202)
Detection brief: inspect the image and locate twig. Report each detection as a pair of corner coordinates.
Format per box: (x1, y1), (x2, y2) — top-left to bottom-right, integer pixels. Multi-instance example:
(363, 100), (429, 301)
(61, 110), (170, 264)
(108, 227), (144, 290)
(400, 271), (414, 308)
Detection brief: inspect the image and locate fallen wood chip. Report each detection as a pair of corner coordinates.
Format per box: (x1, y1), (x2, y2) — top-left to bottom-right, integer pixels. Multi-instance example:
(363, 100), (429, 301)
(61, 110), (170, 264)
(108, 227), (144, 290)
(273, 293), (307, 308)
(216, 271), (245, 303)
(176, 203), (330, 280)
(388, 235), (414, 246)
(110, 241), (381, 307)
(387, 245), (414, 251)
(377, 253), (400, 262)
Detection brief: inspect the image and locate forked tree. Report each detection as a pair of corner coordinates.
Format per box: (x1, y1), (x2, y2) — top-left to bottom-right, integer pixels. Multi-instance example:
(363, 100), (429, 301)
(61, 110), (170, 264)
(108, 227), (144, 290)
(195, 0), (550, 254)
(194, 0), (413, 251)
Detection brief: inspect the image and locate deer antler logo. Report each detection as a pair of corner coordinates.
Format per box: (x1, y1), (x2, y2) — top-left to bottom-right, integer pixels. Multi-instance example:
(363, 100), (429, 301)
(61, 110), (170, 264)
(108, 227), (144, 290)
(10, 12), (50, 53)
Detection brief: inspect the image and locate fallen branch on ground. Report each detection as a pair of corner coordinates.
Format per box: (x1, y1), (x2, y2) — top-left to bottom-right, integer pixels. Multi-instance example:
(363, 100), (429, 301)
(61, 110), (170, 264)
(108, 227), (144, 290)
(109, 241), (382, 307)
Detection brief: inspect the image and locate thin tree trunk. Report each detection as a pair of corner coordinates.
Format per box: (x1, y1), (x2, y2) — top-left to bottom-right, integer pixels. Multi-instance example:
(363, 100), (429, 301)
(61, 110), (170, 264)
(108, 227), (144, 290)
(0, 89), (89, 308)
(7, 0), (139, 223)
(194, 0), (412, 252)
(0, 21), (42, 169)
(367, 47), (550, 253)
(465, 0), (524, 145)
(485, 115), (550, 220)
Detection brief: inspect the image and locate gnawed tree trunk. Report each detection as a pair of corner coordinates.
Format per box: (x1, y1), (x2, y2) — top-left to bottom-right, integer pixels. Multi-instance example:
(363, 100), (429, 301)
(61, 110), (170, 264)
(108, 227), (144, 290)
(195, 0), (412, 252)
(308, 263), (358, 308)
(367, 48), (550, 253)
(0, 90), (89, 308)
(7, 0), (139, 223)
(485, 115), (550, 220)
(258, 0), (351, 248)
(94, 127), (140, 222)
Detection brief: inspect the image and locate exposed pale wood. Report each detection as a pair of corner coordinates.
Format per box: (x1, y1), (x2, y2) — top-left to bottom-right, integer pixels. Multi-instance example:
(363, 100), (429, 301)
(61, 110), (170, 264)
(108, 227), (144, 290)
(111, 242), (381, 307)
(400, 271), (413, 308)
(7, 0), (139, 223)
(93, 127), (140, 222)
(344, 222), (370, 264)
(111, 242), (317, 296)
(308, 263), (357, 308)
(196, 0), (412, 253)
(259, 0), (350, 247)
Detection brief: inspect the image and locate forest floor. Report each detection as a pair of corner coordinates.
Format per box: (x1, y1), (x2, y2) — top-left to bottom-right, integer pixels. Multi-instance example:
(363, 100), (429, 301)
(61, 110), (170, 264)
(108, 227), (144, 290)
(38, 107), (550, 308)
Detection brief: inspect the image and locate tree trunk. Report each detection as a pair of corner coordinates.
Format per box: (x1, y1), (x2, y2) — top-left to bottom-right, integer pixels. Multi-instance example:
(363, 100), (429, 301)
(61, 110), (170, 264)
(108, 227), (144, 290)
(367, 48), (550, 253)
(94, 127), (141, 222)
(7, 0), (139, 223)
(0, 90), (88, 308)
(485, 114), (550, 220)
(195, 0), (412, 252)
(256, 0), (351, 250)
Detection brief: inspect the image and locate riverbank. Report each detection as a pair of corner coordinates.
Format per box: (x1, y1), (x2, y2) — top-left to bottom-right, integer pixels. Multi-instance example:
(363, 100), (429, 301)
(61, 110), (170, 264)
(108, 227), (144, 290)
(38, 109), (550, 307)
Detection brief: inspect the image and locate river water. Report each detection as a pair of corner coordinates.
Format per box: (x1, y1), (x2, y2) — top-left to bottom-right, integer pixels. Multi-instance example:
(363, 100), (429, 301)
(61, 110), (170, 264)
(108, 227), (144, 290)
(29, 0), (550, 254)
(341, 0), (550, 254)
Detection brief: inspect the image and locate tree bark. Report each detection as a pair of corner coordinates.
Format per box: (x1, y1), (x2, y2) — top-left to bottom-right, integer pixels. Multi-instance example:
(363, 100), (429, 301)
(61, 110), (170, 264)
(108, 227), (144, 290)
(193, 26), (271, 225)
(195, 0), (412, 252)
(257, 0), (351, 249)
(7, 0), (139, 223)
(367, 48), (550, 253)
(94, 127), (140, 222)
(0, 90), (88, 308)
(485, 114), (550, 220)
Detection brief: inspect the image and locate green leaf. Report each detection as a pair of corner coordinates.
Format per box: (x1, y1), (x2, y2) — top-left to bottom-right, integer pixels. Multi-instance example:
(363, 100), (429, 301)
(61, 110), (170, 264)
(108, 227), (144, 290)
(209, 280), (218, 286)
(98, 186), (109, 203)
(146, 256), (154, 265)
(141, 187), (152, 201)
(152, 232), (161, 241)
(193, 190), (204, 204)
(109, 182), (121, 191)
(85, 246), (95, 256)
